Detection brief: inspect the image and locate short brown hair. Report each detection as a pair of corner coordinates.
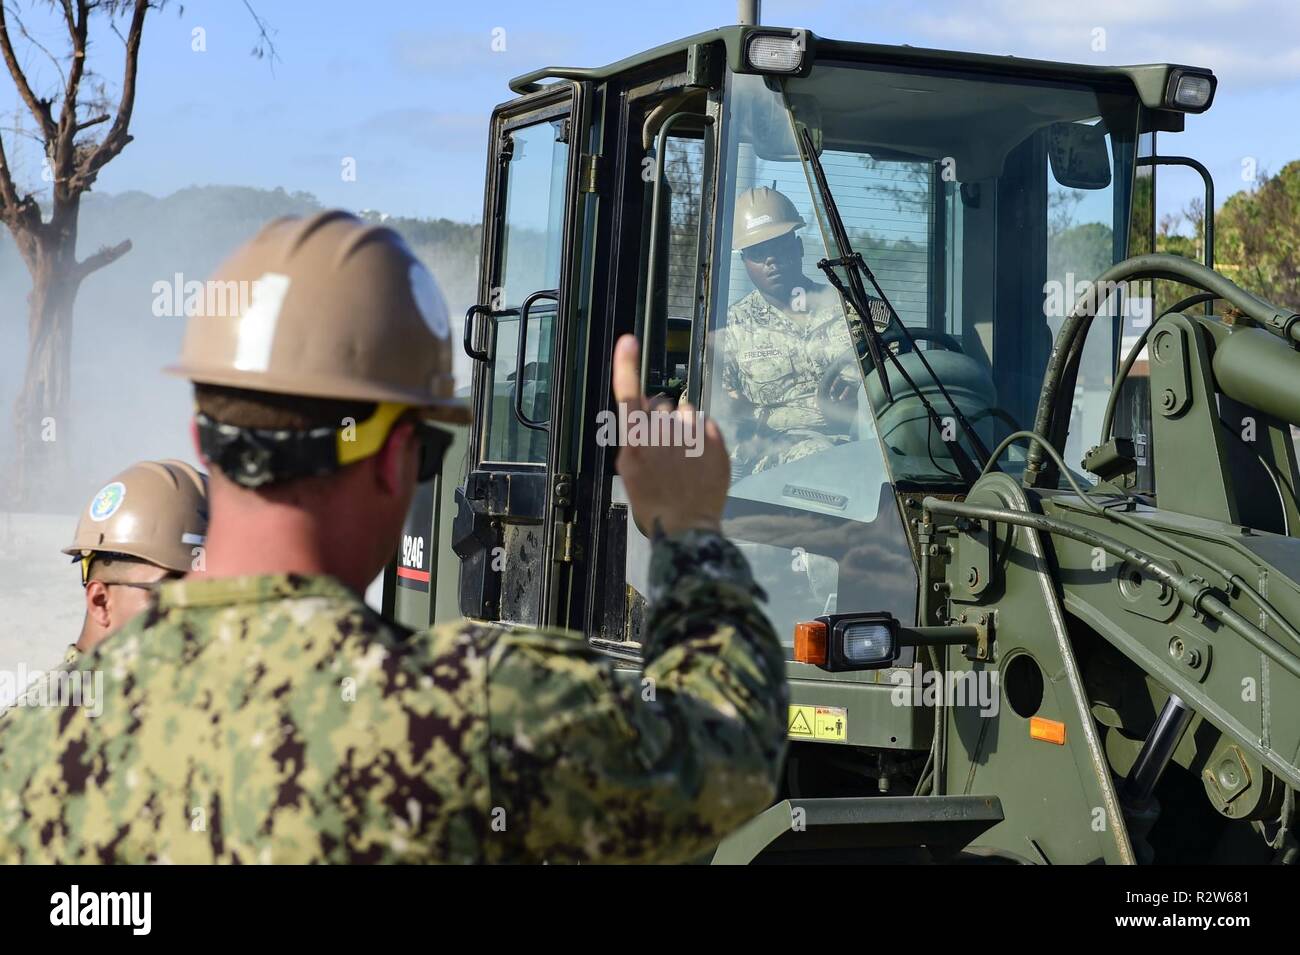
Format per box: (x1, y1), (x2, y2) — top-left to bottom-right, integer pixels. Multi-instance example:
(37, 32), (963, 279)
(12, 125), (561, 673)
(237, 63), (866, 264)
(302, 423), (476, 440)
(194, 383), (376, 432)
(85, 552), (156, 583)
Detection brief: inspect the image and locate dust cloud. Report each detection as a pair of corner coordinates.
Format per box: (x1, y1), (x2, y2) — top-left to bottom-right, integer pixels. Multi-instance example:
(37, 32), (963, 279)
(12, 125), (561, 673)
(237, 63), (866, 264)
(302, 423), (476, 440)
(0, 187), (479, 679)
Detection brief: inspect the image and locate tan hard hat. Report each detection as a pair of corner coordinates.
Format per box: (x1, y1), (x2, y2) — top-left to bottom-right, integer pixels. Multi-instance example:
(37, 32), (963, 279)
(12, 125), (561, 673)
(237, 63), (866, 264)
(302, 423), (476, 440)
(732, 186), (805, 251)
(165, 210), (470, 424)
(62, 460), (209, 575)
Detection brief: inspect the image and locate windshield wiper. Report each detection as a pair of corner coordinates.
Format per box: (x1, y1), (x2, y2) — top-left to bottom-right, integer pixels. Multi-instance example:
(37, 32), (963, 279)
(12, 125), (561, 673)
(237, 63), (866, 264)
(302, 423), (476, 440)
(797, 125), (993, 483)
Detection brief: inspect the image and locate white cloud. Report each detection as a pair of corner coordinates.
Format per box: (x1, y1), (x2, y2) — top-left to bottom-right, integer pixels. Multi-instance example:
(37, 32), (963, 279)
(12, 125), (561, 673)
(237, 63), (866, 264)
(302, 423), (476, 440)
(886, 0), (1300, 87)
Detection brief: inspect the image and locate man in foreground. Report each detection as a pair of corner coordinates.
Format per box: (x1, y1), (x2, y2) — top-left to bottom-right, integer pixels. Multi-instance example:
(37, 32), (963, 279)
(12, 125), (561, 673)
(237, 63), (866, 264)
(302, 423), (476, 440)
(0, 211), (787, 864)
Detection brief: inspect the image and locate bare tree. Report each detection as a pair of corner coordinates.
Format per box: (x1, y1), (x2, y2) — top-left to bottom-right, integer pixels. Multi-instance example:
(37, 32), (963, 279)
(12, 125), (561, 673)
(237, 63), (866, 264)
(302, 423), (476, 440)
(0, 1), (155, 503)
(0, 1), (271, 505)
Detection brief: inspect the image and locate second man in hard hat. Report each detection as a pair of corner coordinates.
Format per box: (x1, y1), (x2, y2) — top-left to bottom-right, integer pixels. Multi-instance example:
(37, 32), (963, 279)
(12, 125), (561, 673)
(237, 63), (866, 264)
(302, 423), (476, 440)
(0, 460), (208, 718)
(63, 459), (209, 655)
(0, 210), (787, 864)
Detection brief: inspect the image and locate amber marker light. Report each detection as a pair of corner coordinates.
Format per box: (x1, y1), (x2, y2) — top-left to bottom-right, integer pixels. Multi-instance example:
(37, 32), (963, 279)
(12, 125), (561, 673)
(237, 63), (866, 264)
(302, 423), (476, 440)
(1030, 716), (1067, 745)
(794, 620), (828, 665)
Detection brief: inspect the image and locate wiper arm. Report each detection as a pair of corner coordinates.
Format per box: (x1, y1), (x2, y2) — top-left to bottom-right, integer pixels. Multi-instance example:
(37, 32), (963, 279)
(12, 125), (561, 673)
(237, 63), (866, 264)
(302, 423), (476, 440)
(798, 126), (994, 481)
(815, 260), (890, 400)
(796, 134), (894, 405)
(818, 253), (983, 484)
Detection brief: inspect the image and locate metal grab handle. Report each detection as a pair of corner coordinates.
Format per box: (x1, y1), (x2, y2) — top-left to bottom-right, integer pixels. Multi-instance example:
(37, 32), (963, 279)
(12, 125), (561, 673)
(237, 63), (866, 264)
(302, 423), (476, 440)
(463, 304), (491, 361)
(463, 303), (517, 362)
(1137, 154), (1215, 317)
(642, 111), (715, 395)
(514, 289), (558, 432)
(1136, 155), (1214, 269)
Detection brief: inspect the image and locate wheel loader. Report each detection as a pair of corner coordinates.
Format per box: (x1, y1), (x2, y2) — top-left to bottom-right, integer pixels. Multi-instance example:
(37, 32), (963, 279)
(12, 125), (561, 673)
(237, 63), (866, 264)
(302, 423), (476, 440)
(382, 17), (1300, 864)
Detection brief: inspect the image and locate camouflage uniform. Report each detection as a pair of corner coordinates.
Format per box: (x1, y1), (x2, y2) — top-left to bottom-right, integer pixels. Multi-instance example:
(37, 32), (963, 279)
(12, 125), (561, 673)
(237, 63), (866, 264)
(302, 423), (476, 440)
(0, 646), (82, 718)
(0, 529), (787, 864)
(720, 288), (881, 475)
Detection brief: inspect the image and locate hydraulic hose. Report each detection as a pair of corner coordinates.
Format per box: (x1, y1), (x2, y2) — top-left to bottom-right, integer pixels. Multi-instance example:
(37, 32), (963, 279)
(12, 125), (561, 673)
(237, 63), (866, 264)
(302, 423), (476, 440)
(922, 495), (1300, 680)
(1099, 292), (1219, 444)
(986, 430), (1300, 653)
(1027, 254), (1300, 485)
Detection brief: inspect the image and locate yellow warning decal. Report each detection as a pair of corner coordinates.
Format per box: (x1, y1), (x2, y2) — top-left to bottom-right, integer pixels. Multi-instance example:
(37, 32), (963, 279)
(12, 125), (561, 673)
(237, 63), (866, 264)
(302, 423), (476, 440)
(815, 706), (848, 741)
(787, 704), (847, 742)
(788, 706), (814, 737)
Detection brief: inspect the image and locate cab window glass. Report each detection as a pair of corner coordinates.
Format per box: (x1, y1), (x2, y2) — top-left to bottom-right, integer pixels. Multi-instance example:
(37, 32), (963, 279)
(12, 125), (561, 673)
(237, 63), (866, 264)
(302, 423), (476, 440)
(705, 66), (1137, 648)
(486, 118), (568, 464)
(705, 72), (897, 649)
(659, 134), (706, 391)
(638, 117), (709, 397)
(1046, 128), (1124, 480)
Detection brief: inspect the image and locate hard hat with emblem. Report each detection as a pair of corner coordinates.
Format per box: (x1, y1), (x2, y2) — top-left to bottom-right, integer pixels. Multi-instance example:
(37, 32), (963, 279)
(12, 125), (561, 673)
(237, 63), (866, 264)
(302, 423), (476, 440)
(732, 186), (806, 251)
(165, 209), (469, 424)
(62, 460), (209, 582)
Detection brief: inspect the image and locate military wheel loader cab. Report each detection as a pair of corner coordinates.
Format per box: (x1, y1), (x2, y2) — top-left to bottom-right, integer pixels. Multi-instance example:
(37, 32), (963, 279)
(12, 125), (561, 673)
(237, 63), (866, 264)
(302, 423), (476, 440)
(388, 24), (1300, 864)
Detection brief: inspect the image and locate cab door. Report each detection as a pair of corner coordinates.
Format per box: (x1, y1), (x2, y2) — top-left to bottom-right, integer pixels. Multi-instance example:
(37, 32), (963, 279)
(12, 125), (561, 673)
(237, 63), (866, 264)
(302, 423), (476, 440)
(454, 86), (584, 627)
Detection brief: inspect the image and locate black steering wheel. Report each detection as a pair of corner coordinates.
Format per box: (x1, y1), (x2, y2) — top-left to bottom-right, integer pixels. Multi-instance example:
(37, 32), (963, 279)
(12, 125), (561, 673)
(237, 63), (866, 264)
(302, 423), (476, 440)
(816, 329), (968, 427)
(878, 325), (965, 355)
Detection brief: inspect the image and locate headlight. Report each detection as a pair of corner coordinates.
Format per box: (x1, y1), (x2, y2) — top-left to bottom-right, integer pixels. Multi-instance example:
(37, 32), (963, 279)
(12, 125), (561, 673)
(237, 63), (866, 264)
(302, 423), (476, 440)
(794, 612), (898, 671)
(745, 32), (805, 74)
(1165, 69), (1215, 113)
(840, 621), (895, 667)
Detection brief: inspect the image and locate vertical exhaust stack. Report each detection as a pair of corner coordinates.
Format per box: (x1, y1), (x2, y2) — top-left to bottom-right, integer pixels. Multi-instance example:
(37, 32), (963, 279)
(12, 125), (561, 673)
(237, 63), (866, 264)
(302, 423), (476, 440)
(738, 0), (761, 26)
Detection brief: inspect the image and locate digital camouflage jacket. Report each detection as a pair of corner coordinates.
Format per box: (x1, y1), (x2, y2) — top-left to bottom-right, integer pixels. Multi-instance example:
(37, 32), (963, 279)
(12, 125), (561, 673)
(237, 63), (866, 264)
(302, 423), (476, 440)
(0, 530), (787, 864)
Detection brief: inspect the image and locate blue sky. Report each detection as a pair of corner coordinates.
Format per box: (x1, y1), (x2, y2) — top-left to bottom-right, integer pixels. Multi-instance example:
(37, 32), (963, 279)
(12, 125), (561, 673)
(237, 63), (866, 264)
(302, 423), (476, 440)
(3, 0), (1299, 223)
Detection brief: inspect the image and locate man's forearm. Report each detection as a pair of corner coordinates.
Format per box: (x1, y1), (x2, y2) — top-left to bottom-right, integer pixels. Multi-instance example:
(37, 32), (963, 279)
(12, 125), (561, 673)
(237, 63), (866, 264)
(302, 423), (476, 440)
(482, 528), (789, 863)
(642, 526), (789, 786)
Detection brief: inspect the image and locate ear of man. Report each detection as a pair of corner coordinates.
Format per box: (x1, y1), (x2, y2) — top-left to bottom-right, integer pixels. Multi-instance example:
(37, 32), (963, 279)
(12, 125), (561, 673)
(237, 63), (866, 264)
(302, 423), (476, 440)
(85, 580), (112, 629)
(371, 419), (417, 496)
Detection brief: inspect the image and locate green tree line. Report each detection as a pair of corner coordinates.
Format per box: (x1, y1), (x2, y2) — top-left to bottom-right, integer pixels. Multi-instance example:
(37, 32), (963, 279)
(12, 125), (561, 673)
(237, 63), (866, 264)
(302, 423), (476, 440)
(1132, 160), (1300, 316)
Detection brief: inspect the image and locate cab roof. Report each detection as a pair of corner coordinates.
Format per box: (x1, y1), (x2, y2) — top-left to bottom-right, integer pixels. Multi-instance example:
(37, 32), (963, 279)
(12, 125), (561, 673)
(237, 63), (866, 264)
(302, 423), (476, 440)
(508, 23), (1212, 118)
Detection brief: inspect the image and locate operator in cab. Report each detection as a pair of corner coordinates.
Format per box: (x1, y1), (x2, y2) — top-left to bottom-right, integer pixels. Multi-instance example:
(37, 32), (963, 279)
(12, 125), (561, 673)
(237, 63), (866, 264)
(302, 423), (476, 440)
(718, 186), (889, 478)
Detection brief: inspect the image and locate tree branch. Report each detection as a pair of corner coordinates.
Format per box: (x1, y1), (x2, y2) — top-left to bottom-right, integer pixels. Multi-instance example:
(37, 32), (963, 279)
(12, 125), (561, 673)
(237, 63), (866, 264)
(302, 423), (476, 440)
(53, 0), (90, 197)
(75, 113), (109, 132)
(0, 125), (43, 246)
(76, 0), (147, 189)
(58, 0), (77, 39)
(0, 121), (24, 214)
(0, 121), (48, 143)
(76, 236), (131, 280)
(242, 0), (279, 69)
(0, 3), (58, 142)
(9, 4), (67, 89)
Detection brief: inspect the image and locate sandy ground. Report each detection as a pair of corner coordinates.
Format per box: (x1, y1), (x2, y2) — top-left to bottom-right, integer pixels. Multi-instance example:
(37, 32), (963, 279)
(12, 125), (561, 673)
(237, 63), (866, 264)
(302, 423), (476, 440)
(0, 512), (84, 698)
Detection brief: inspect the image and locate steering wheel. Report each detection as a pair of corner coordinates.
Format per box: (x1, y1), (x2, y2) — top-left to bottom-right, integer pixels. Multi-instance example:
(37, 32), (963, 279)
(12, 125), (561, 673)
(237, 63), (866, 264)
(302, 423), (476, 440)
(878, 325), (965, 355)
(816, 330), (966, 426)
